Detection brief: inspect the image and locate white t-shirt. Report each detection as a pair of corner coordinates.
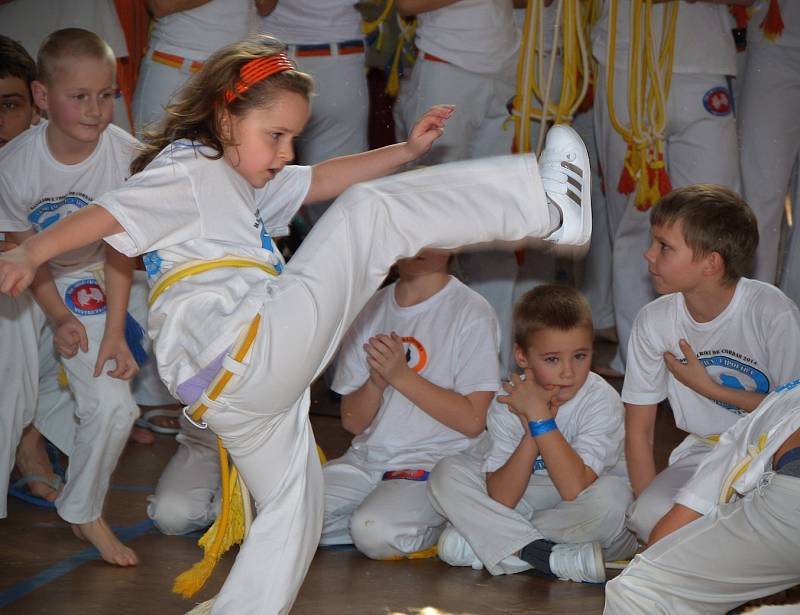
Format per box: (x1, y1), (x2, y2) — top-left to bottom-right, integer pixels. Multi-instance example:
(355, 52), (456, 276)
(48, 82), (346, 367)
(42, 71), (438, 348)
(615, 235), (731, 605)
(750, 0), (799, 50)
(261, 0), (363, 44)
(149, 0), (257, 59)
(415, 0), (520, 76)
(0, 0), (128, 58)
(0, 121), (138, 276)
(482, 372), (626, 478)
(99, 141), (312, 391)
(592, 0), (737, 75)
(332, 277), (501, 472)
(623, 278), (800, 439)
(676, 378), (800, 516)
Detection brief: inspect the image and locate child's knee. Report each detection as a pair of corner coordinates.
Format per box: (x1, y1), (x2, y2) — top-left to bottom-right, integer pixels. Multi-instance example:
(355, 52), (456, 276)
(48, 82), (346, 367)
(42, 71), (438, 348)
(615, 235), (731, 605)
(626, 489), (671, 544)
(147, 492), (213, 536)
(349, 508), (405, 559)
(428, 455), (471, 508)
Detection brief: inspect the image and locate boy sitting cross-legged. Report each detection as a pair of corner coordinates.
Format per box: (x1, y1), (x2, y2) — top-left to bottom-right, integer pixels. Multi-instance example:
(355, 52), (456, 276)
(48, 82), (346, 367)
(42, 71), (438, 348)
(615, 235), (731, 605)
(624, 185), (800, 545)
(428, 285), (637, 582)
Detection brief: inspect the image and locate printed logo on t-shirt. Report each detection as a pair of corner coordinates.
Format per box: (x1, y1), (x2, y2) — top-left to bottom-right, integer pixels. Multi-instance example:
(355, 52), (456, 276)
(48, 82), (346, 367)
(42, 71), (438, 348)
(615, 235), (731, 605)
(143, 250), (163, 279)
(401, 336), (428, 373)
(254, 207), (283, 273)
(776, 378), (800, 394)
(28, 192), (91, 232)
(697, 353), (770, 414)
(702, 86), (732, 117)
(64, 278), (107, 315)
(532, 456), (546, 473)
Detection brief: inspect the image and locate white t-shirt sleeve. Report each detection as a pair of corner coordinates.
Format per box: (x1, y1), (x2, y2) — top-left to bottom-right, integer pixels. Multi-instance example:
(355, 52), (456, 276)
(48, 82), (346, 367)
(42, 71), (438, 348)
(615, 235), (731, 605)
(255, 165), (312, 237)
(622, 306), (669, 405)
(482, 400), (525, 473)
(569, 389), (625, 477)
(765, 305), (800, 390)
(0, 171), (31, 232)
(451, 314), (501, 395)
(99, 160), (202, 257)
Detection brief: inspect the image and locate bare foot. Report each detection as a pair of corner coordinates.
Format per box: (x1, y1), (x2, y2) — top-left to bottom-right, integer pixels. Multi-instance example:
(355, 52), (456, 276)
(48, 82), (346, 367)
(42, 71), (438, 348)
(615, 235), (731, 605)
(72, 518), (139, 566)
(15, 426), (61, 501)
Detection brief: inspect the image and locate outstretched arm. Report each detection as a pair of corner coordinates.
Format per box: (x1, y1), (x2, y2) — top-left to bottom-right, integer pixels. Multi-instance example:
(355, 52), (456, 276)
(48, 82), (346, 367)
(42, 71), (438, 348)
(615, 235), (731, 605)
(0, 205), (123, 297)
(304, 105), (454, 204)
(647, 503), (703, 545)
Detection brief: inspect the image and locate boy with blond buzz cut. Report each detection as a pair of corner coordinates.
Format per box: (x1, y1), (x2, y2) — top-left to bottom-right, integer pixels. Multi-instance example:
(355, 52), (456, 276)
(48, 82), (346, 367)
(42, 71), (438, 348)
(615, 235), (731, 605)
(0, 28), (140, 565)
(623, 185), (800, 545)
(428, 285), (636, 582)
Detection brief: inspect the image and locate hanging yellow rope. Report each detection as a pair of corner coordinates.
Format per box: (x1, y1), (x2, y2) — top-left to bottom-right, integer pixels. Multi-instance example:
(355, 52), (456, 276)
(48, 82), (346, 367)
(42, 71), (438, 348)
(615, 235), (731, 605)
(511, 0), (593, 156)
(385, 12), (417, 97)
(606, 0), (677, 211)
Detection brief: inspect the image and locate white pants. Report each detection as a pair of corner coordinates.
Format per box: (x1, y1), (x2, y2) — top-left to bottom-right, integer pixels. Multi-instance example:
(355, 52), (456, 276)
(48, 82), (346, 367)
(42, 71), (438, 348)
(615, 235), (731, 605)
(196, 154), (559, 614)
(0, 272), (138, 523)
(606, 474), (800, 614)
(319, 451), (445, 558)
(594, 68), (740, 372)
(147, 414), (220, 535)
(131, 48), (202, 135)
(626, 435), (715, 543)
(739, 41), (800, 286)
(287, 49), (369, 224)
(428, 454), (637, 575)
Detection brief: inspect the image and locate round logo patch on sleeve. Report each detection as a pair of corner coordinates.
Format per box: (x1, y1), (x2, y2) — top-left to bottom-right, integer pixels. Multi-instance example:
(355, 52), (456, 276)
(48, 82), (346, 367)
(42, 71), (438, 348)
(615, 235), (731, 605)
(64, 279), (107, 315)
(703, 86), (732, 116)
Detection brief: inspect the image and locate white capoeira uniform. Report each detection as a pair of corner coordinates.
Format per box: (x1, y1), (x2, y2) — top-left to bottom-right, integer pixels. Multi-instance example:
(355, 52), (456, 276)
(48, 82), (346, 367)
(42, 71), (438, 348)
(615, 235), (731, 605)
(131, 0), (255, 133)
(739, 0), (800, 291)
(429, 372), (636, 575)
(0, 121), (140, 524)
(260, 0), (369, 224)
(605, 378), (800, 614)
(396, 0), (521, 375)
(97, 138), (573, 614)
(320, 276), (500, 558)
(0, 0), (132, 133)
(592, 1), (741, 372)
(622, 278), (800, 542)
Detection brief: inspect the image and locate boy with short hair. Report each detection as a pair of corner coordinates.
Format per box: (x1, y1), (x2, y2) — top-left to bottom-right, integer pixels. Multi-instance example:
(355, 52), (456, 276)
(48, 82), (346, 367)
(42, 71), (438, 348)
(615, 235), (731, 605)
(0, 28), (140, 565)
(320, 249), (501, 559)
(428, 285), (636, 582)
(0, 35), (37, 149)
(623, 184), (800, 544)
(606, 378), (800, 614)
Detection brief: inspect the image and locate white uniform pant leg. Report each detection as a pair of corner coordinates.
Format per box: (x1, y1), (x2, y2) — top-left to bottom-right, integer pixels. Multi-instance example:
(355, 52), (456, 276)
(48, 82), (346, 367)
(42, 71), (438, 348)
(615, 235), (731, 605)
(780, 171), (800, 305)
(290, 52), (369, 224)
(626, 440), (712, 544)
(605, 474), (800, 615)
(204, 391), (322, 615)
(349, 476), (445, 559)
(531, 475), (637, 561)
(0, 294), (39, 518)
(52, 276), (138, 524)
(739, 43), (800, 284)
(428, 454), (544, 575)
(319, 454), (379, 546)
(147, 415), (220, 535)
(131, 50), (195, 135)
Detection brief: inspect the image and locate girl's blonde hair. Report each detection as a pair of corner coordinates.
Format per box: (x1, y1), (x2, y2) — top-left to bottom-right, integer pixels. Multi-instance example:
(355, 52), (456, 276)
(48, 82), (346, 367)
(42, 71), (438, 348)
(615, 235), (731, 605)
(131, 35), (314, 175)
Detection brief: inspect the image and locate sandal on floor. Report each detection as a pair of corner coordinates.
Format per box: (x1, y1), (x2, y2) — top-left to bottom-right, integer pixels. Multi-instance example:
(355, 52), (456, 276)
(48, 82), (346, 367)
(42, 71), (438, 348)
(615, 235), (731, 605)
(135, 408), (181, 435)
(8, 474), (63, 509)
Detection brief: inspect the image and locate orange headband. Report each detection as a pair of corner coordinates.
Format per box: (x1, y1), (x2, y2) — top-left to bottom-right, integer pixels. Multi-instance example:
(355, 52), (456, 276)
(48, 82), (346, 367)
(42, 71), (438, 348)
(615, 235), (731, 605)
(224, 53), (295, 104)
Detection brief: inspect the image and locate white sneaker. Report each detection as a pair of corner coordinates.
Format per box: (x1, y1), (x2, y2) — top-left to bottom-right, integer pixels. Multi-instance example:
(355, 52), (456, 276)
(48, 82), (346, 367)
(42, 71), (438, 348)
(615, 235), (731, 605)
(437, 526), (483, 570)
(548, 541), (606, 583)
(539, 124), (592, 249)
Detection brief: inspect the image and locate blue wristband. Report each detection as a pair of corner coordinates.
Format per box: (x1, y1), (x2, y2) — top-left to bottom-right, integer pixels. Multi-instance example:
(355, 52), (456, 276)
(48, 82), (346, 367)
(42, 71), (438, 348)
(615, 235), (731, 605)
(528, 418), (558, 437)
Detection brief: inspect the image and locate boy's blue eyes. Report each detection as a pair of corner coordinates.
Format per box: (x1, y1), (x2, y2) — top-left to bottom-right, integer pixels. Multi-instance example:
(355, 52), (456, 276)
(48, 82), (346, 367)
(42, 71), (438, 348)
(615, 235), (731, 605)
(543, 353), (588, 364)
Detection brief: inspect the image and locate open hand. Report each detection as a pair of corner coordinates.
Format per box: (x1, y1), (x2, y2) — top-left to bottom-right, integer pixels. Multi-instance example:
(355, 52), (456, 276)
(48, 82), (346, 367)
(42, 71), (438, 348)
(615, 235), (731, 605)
(497, 369), (559, 422)
(0, 245), (37, 298)
(94, 333), (139, 380)
(664, 339), (714, 398)
(364, 332), (410, 386)
(406, 105), (455, 159)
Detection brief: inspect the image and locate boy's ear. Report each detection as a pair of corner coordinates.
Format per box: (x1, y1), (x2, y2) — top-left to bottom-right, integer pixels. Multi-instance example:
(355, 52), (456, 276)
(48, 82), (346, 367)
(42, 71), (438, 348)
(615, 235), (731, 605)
(216, 105), (233, 142)
(703, 251), (725, 278)
(513, 343), (529, 369)
(30, 80), (48, 112)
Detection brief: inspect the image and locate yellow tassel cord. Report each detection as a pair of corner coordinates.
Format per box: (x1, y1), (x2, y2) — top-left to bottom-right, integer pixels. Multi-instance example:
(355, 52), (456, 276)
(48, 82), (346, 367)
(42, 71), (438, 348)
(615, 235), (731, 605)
(606, 0), (677, 211)
(385, 12), (417, 97)
(719, 433), (769, 504)
(511, 0), (594, 156)
(381, 544), (439, 561)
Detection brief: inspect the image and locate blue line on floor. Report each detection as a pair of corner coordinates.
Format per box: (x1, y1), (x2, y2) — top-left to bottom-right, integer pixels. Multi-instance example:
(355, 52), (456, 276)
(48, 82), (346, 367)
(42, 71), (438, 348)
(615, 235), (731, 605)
(0, 519), (154, 609)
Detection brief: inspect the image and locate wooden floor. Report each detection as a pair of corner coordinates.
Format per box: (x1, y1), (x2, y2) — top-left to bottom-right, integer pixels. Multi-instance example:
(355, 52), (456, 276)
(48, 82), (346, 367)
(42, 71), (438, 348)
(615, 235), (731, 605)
(0, 373), (684, 615)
